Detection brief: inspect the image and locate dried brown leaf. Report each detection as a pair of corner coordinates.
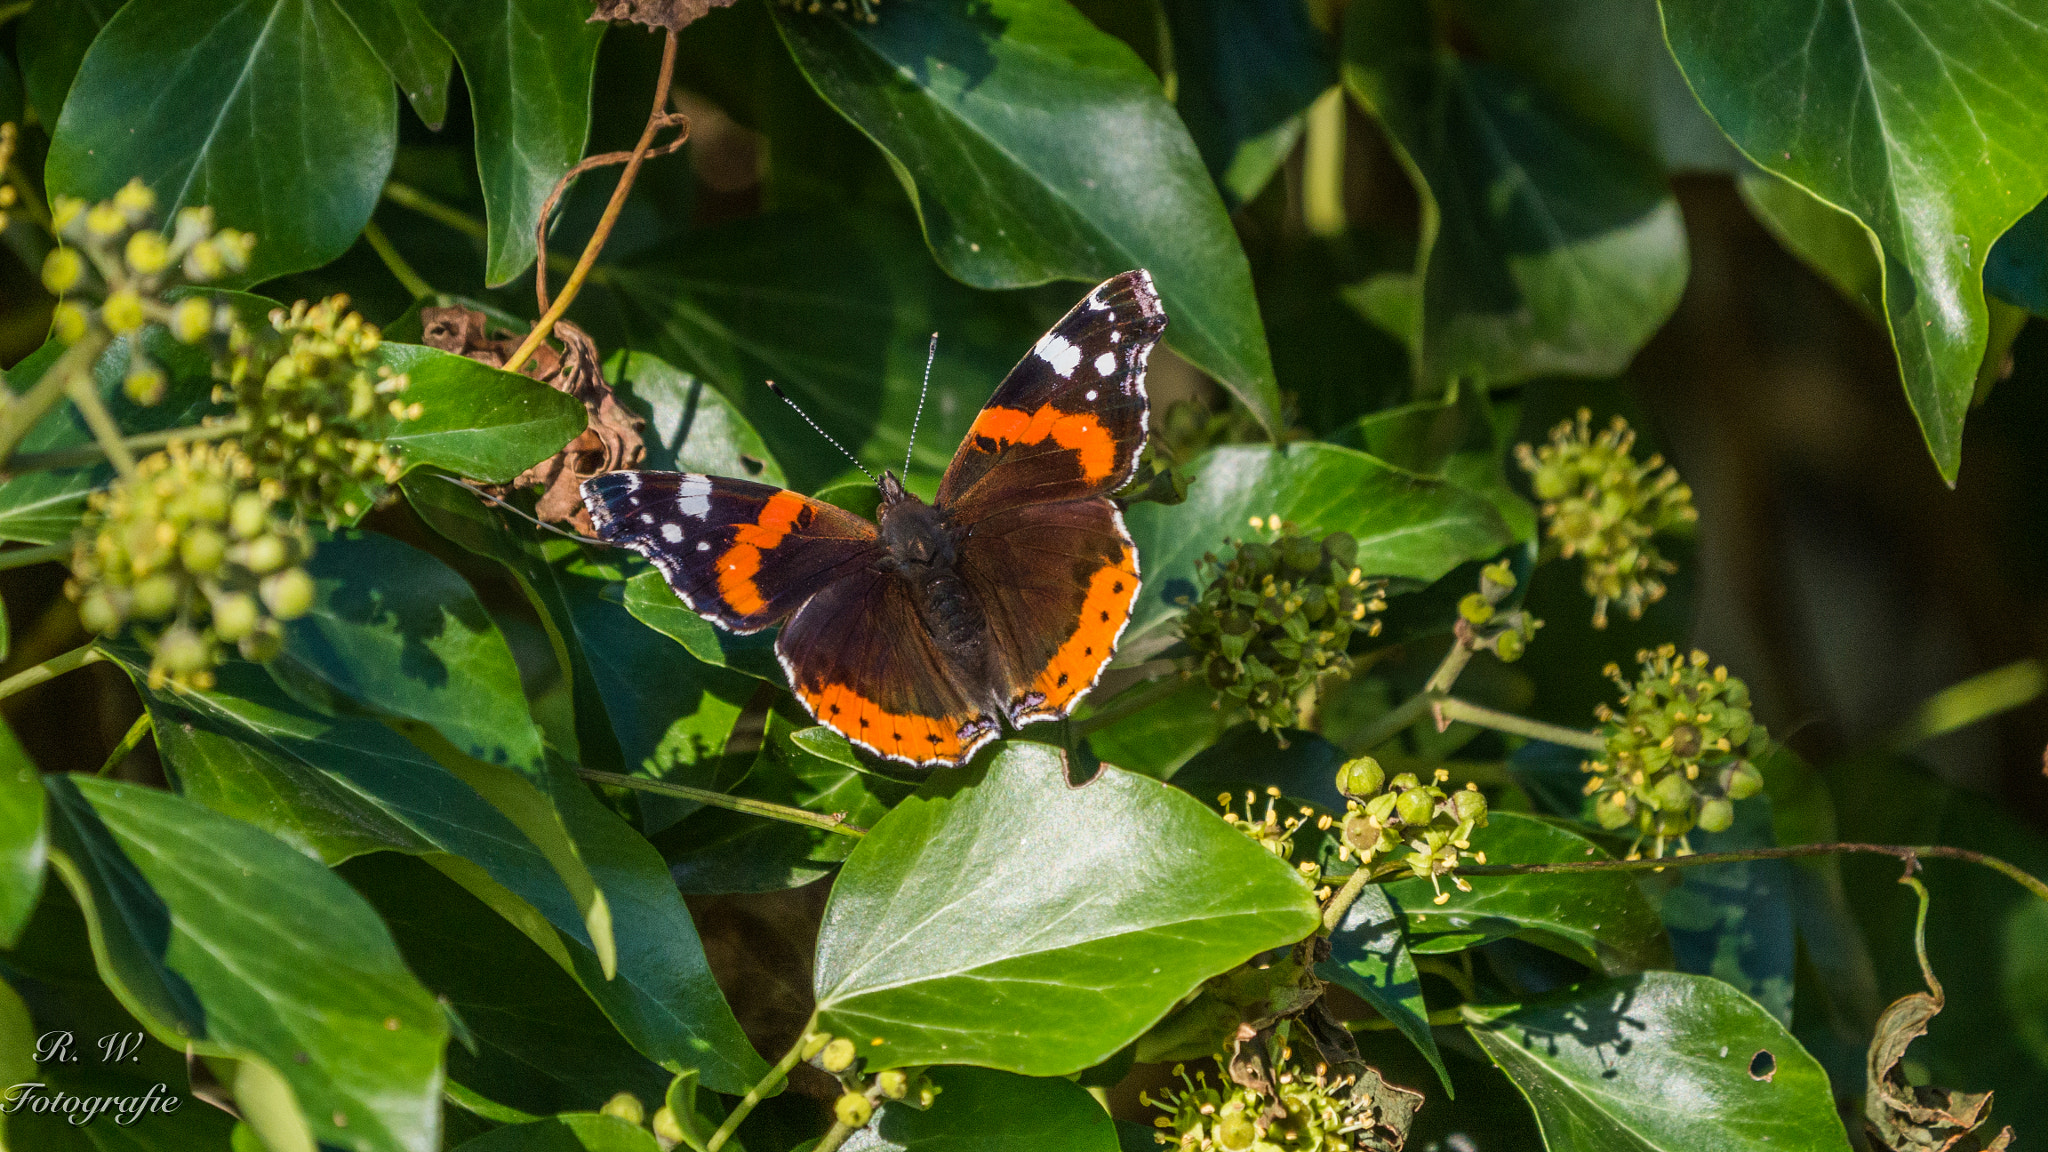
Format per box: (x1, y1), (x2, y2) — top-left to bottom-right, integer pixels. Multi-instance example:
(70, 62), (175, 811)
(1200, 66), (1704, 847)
(1864, 981), (2015, 1151)
(588, 0), (735, 32)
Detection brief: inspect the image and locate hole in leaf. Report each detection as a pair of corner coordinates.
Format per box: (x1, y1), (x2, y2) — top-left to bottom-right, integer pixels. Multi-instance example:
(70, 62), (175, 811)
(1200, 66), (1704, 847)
(741, 454), (764, 475)
(1749, 1049), (1776, 1081)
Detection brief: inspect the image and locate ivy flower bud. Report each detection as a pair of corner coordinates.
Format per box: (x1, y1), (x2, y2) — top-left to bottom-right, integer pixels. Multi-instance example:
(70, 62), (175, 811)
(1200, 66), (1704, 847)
(156, 624), (210, 674)
(1394, 788), (1436, 828)
(212, 593), (259, 640)
(876, 1070), (909, 1100)
(835, 1092), (874, 1128)
(1696, 797), (1735, 833)
(599, 1092), (644, 1126)
(125, 230), (172, 276)
(102, 289), (147, 335)
(113, 178), (157, 218)
(124, 364), (168, 407)
(819, 1037), (856, 1073)
(260, 568), (314, 619)
(51, 196), (86, 234)
(179, 527), (227, 574)
(1336, 755), (1384, 798)
(52, 302), (92, 345)
(651, 1107), (687, 1143)
(184, 241), (223, 282)
(131, 573), (181, 620)
(42, 247), (86, 295)
(85, 202), (128, 239)
(230, 492), (269, 539)
(169, 297), (214, 344)
(242, 534), (289, 575)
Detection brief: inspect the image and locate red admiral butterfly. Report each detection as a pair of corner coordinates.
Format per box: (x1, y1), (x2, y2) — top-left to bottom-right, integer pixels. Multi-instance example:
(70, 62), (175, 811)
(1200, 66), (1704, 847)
(582, 270), (1166, 767)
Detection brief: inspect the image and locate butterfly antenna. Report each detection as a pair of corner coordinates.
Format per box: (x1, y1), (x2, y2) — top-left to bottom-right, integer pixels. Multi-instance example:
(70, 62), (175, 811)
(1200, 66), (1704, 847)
(904, 331), (938, 476)
(765, 381), (876, 482)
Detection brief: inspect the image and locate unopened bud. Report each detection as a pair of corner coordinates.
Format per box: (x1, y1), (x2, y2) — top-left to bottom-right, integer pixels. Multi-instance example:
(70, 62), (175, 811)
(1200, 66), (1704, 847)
(834, 1092), (873, 1128)
(42, 247), (86, 295)
(819, 1037), (856, 1073)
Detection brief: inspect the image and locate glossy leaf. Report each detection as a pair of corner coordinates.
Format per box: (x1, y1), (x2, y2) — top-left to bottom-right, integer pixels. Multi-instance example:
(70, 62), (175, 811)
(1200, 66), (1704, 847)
(452, 1113), (662, 1152)
(418, 0), (606, 285)
(1987, 197), (2048, 317)
(0, 719), (43, 950)
(1661, 0), (2048, 481)
(812, 743), (1321, 1073)
(773, 0), (1281, 432)
(1320, 884), (1449, 1094)
(343, 852), (670, 1119)
(1081, 678), (1227, 780)
(1737, 169), (1884, 322)
(1165, 0), (1335, 207)
(0, 330), (223, 545)
(1386, 813), (1670, 972)
(1119, 443), (1514, 662)
(375, 343), (589, 483)
(42, 775), (447, 1152)
(843, 1066), (1118, 1152)
(16, 0), (122, 125)
(1470, 972), (1853, 1151)
(336, 0), (453, 129)
(608, 350), (788, 486)
(1658, 800), (1796, 1026)
(47, 0), (397, 284)
(623, 568), (786, 685)
(279, 529), (547, 779)
(1342, 0), (1688, 389)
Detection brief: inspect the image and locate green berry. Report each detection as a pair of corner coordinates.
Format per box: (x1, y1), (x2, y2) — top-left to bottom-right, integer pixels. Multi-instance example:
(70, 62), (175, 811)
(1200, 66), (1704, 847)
(260, 568), (314, 619)
(131, 573), (181, 620)
(243, 534), (288, 575)
(229, 492), (269, 539)
(599, 1093), (643, 1126)
(1697, 797), (1735, 834)
(1493, 628), (1525, 662)
(1724, 761), (1763, 800)
(834, 1092), (873, 1128)
(42, 247), (85, 295)
(1395, 787), (1436, 827)
(1451, 787), (1488, 823)
(820, 1037), (856, 1073)
(79, 590), (124, 635)
(212, 593), (259, 641)
(1458, 592), (1494, 625)
(179, 528), (226, 574)
(651, 1107), (686, 1143)
(1336, 755), (1384, 798)
(156, 624), (210, 674)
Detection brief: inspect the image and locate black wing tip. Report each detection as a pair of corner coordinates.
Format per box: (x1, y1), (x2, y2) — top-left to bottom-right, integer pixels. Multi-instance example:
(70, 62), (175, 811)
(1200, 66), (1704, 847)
(1092, 270), (1165, 328)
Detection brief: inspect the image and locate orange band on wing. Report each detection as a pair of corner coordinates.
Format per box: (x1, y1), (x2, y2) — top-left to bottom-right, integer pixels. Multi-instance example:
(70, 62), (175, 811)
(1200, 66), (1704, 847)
(970, 403), (1118, 482)
(716, 492), (811, 617)
(797, 681), (992, 766)
(1024, 545), (1140, 717)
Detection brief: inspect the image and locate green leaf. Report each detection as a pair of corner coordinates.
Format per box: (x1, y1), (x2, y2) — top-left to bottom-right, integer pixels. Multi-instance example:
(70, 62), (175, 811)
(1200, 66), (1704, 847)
(1660, 0), (2048, 481)
(279, 529), (548, 780)
(1987, 197), (2048, 317)
(623, 568), (786, 685)
(334, 0), (453, 129)
(0, 718), (45, 949)
(1319, 884), (1449, 1095)
(1119, 442), (1514, 662)
(0, 976), (29, 1150)
(342, 852), (671, 1119)
(417, 0), (606, 285)
(452, 1113), (662, 1152)
(1342, 0), (1688, 389)
(0, 328), (224, 545)
(46, 0), (398, 284)
(16, 0), (122, 126)
(811, 743), (1320, 1074)
(1469, 971), (1853, 1151)
(608, 350), (787, 486)
(42, 775), (448, 1152)
(1658, 800), (1795, 1026)
(1736, 169), (1884, 322)
(1164, 0), (1335, 208)
(1386, 812), (1671, 972)
(1082, 679), (1227, 780)
(846, 1065), (1119, 1151)
(772, 0), (1281, 432)
(375, 343), (588, 483)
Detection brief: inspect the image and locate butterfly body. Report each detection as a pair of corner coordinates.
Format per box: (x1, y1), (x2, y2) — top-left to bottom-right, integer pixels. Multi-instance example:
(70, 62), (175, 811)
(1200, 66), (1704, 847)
(583, 269), (1165, 767)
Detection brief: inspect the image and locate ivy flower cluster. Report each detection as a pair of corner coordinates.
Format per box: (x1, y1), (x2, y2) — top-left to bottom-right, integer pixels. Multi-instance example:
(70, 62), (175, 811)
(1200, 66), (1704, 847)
(1220, 787), (1324, 885)
(1332, 757), (1488, 903)
(222, 295), (419, 526)
(68, 442), (314, 690)
(1455, 560), (1540, 663)
(795, 1031), (939, 1137)
(1142, 1054), (1399, 1152)
(1181, 522), (1387, 734)
(40, 179), (250, 404)
(1516, 410), (1696, 628)
(1582, 645), (1766, 857)
(0, 124), (20, 233)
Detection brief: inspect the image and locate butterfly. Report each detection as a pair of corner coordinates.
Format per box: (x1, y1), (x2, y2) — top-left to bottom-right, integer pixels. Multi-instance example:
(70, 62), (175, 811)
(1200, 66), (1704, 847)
(581, 270), (1165, 767)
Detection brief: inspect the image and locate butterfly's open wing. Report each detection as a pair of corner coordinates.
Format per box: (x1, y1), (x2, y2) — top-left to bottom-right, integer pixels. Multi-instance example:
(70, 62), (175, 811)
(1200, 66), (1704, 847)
(956, 497), (1141, 726)
(777, 570), (999, 767)
(936, 270), (1165, 523)
(582, 472), (880, 634)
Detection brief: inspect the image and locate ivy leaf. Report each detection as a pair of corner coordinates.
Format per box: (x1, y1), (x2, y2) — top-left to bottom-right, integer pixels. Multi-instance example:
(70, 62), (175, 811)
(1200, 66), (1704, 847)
(334, 0), (453, 129)
(46, 0), (398, 284)
(623, 568), (786, 684)
(1987, 197), (2048, 317)
(1386, 812), (1671, 972)
(1342, 0), (1688, 390)
(279, 529), (548, 777)
(1737, 170), (1884, 322)
(608, 350), (787, 486)
(1119, 443), (1514, 663)
(844, 1065), (1119, 1152)
(811, 743), (1320, 1074)
(772, 0), (1281, 433)
(1164, 0), (1335, 208)
(1660, 0), (2048, 482)
(16, 0), (122, 125)
(42, 775), (448, 1152)
(375, 343), (590, 484)
(1469, 972), (1854, 1151)
(342, 852), (671, 1120)
(417, 0), (606, 285)
(0, 719), (45, 949)
(451, 1113), (662, 1152)
(1319, 884), (1449, 1095)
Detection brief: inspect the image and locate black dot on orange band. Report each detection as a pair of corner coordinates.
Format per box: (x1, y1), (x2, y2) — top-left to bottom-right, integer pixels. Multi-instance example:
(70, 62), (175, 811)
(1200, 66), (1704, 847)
(1113, 581), (1124, 593)
(1057, 673), (1069, 686)
(1100, 611), (1110, 621)
(859, 719), (870, 728)
(829, 704), (841, 714)
(1084, 647), (1092, 655)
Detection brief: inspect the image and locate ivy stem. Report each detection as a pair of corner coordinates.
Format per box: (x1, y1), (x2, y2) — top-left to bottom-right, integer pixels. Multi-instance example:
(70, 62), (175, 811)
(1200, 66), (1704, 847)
(361, 220), (434, 300)
(706, 1024), (815, 1152)
(1349, 1006), (1468, 1032)
(96, 711), (154, 777)
(574, 768), (865, 837)
(1431, 696), (1605, 752)
(6, 416), (250, 476)
(0, 543), (69, 572)
(1345, 638), (1481, 755)
(0, 642), (105, 703)
(504, 29), (684, 374)
(0, 329), (112, 468)
(1320, 865), (1374, 932)
(1454, 842), (2048, 905)
(813, 1121), (859, 1152)
(380, 182), (487, 241)
(65, 372), (138, 479)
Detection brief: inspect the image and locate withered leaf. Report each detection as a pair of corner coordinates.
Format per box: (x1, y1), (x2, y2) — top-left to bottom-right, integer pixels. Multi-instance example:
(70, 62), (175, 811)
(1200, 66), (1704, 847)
(1864, 981), (2015, 1152)
(588, 0), (736, 32)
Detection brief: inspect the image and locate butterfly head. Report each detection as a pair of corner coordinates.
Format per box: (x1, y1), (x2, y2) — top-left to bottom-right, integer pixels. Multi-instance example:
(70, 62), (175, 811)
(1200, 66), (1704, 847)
(876, 469), (954, 571)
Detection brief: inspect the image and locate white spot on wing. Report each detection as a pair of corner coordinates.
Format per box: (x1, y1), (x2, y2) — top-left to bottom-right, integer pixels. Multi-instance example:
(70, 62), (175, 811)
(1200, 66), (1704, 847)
(1095, 352), (1116, 377)
(660, 523), (683, 543)
(676, 474), (712, 519)
(697, 541), (710, 552)
(1085, 389), (1098, 401)
(1035, 332), (1082, 378)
